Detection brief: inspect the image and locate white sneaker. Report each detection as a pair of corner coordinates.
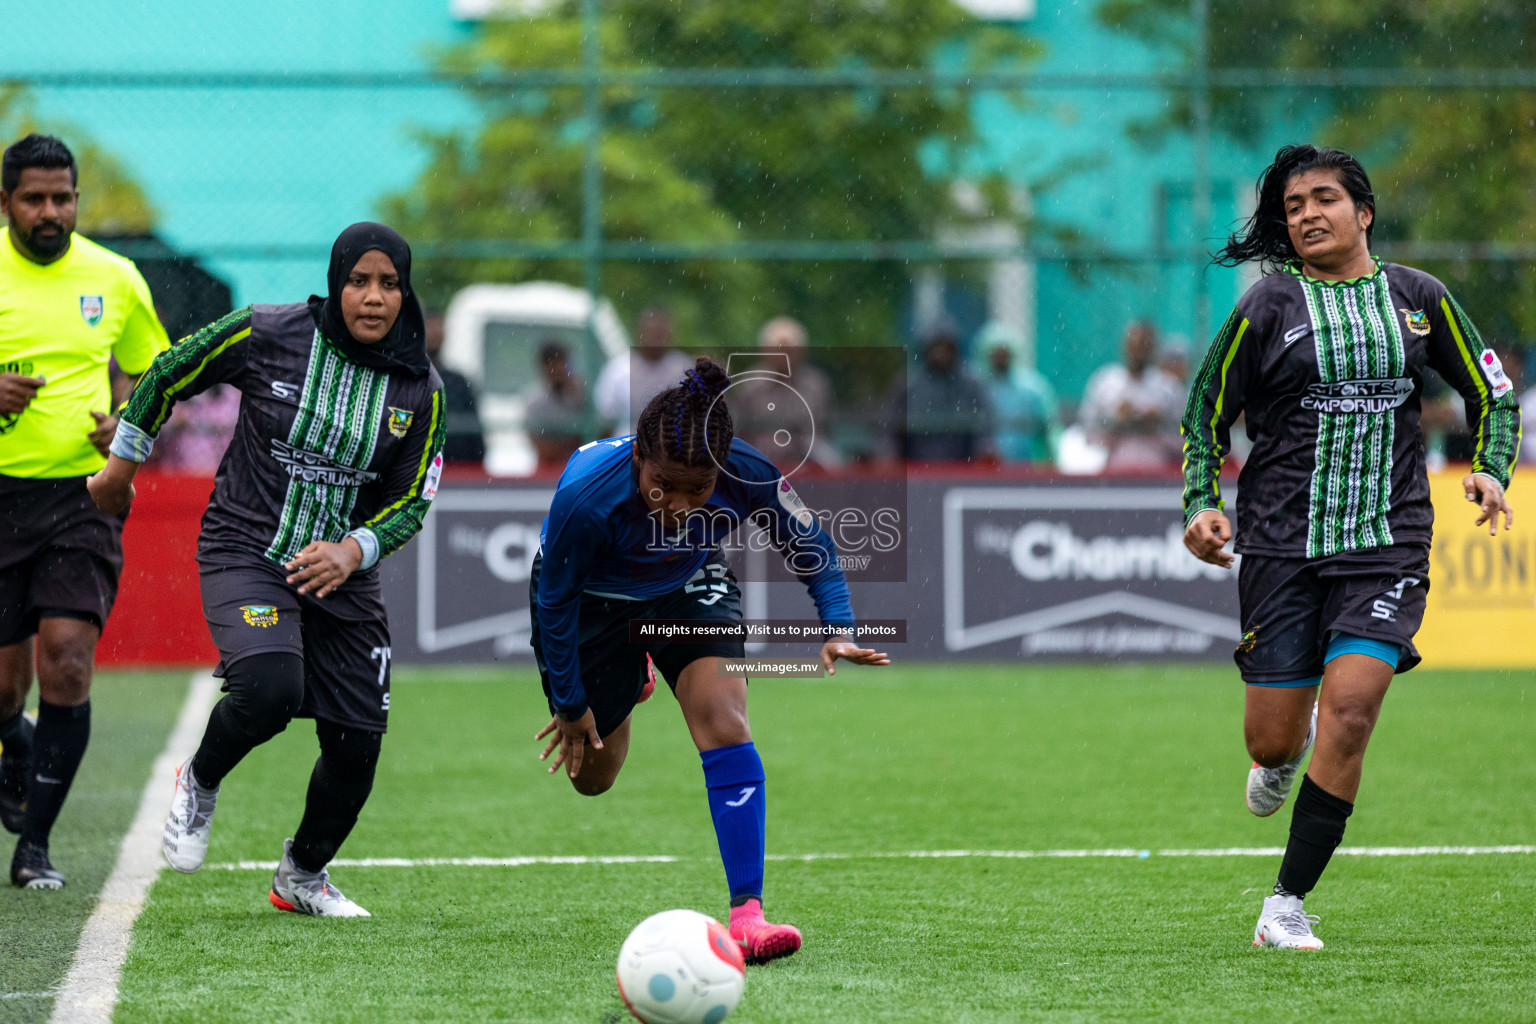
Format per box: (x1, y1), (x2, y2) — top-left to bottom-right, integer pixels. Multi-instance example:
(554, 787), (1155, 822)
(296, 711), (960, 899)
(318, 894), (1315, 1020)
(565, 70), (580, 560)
(1253, 893), (1324, 949)
(269, 838), (371, 918)
(163, 758), (219, 873)
(1246, 701), (1318, 817)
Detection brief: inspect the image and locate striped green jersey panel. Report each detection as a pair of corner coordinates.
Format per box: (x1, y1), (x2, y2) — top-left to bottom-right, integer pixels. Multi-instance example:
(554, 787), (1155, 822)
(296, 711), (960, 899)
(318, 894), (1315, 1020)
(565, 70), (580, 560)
(263, 332), (391, 564)
(1301, 268), (1406, 558)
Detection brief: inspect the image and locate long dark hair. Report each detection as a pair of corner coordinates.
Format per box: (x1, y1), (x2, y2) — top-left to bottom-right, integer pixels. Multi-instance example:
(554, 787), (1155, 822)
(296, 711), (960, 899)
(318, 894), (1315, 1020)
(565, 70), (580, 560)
(635, 357), (734, 469)
(1214, 144), (1376, 271)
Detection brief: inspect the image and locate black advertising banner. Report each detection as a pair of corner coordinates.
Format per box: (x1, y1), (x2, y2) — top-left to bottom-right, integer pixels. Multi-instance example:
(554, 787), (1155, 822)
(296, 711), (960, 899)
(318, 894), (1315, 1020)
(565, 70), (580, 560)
(381, 478), (1242, 663)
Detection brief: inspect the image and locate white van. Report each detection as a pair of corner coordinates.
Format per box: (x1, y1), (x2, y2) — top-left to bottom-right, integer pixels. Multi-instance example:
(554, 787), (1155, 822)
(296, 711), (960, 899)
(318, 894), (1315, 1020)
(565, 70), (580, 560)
(439, 282), (630, 475)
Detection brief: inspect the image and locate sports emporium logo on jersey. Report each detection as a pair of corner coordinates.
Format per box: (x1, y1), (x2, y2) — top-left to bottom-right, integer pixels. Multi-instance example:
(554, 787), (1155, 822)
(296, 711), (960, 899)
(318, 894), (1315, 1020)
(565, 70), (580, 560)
(1300, 377), (1413, 415)
(1400, 308), (1431, 336)
(79, 295), (104, 327)
(387, 407), (414, 438)
(240, 605), (279, 628)
(269, 438), (380, 486)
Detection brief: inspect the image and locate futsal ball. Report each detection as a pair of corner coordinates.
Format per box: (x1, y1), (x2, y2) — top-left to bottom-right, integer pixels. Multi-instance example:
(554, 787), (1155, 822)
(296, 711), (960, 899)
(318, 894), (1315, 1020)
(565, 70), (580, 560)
(616, 909), (746, 1024)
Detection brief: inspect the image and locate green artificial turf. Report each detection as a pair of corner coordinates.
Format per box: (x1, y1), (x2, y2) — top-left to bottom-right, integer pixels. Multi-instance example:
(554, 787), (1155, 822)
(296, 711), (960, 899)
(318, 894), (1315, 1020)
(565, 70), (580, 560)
(0, 671), (191, 1024)
(22, 664), (1536, 1022)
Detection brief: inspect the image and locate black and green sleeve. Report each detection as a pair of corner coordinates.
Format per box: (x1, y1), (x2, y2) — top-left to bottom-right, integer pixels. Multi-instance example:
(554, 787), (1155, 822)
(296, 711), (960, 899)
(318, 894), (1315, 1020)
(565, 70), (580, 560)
(1426, 291), (1521, 488)
(110, 307), (255, 462)
(1180, 306), (1258, 523)
(348, 384), (447, 568)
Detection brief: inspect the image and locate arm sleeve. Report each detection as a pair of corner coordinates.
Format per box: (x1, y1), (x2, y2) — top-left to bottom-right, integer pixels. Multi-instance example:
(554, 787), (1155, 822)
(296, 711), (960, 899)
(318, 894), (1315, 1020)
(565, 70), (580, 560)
(1180, 306), (1259, 523)
(534, 491), (605, 717)
(1424, 291), (1522, 487)
(747, 479), (856, 631)
(110, 263), (171, 375)
(351, 386), (447, 568)
(111, 307), (254, 462)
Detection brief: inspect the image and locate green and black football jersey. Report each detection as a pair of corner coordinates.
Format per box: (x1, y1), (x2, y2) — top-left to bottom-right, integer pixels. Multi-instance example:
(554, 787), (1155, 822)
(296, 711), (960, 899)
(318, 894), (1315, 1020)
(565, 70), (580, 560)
(114, 303), (445, 571)
(1181, 259), (1520, 558)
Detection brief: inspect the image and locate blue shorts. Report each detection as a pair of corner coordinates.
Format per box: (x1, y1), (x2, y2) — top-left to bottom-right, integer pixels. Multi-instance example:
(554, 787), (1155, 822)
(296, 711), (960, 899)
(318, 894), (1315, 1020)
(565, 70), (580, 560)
(529, 549), (746, 739)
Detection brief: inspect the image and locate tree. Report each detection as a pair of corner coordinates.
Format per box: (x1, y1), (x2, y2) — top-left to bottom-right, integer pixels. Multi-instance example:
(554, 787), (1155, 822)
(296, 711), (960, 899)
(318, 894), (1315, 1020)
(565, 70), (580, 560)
(1098, 1), (1536, 340)
(0, 83), (157, 236)
(384, 0), (1034, 350)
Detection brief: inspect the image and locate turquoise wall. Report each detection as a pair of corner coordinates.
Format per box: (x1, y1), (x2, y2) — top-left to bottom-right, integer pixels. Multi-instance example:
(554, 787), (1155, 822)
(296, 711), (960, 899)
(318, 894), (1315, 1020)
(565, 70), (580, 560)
(3, 0), (476, 308)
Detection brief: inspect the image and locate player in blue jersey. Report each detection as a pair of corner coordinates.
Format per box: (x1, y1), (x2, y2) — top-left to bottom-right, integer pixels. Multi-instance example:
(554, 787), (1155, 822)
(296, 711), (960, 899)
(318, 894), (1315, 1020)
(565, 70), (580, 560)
(530, 356), (888, 963)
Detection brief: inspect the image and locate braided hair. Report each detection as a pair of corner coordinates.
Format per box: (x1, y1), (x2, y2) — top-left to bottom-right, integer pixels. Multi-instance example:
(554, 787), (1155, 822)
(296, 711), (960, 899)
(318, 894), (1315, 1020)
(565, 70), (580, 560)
(1215, 144), (1376, 272)
(635, 357), (734, 469)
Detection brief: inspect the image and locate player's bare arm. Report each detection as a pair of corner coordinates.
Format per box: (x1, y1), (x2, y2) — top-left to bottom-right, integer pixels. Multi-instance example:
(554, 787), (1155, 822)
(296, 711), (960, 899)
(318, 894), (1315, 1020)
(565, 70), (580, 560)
(1464, 473), (1513, 535)
(1182, 508), (1233, 568)
(86, 452), (140, 515)
(0, 372), (44, 415)
(285, 538), (365, 598)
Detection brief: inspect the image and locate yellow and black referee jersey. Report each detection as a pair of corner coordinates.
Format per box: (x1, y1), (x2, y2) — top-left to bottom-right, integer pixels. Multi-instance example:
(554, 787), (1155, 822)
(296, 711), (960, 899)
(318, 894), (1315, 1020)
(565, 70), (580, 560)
(0, 229), (169, 479)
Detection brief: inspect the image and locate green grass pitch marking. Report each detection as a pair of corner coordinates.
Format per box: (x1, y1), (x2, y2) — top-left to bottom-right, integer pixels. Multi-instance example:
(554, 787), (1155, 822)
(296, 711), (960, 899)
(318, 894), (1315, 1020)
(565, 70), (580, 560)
(20, 664), (1536, 1022)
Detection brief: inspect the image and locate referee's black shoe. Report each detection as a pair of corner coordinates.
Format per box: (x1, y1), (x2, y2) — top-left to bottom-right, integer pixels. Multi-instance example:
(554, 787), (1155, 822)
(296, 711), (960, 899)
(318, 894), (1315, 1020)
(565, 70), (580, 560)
(11, 840), (64, 890)
(0, 775), (24, 834)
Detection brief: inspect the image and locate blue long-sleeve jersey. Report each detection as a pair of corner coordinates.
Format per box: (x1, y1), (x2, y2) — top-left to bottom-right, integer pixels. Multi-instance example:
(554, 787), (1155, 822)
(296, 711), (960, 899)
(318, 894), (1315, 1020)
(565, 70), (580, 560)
(536, 435), (856, 715)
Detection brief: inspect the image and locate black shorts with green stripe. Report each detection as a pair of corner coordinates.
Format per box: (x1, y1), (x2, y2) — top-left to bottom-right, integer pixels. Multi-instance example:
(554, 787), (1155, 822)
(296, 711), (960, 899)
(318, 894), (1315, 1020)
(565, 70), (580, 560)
(1235, 545), (1428, 684)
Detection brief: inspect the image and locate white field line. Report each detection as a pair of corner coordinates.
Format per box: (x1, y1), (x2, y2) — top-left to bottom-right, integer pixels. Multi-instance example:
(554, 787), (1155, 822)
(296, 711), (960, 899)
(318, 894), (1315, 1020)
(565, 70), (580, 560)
(205, 844), (1536, 871)
(49, 671), (220, 1024)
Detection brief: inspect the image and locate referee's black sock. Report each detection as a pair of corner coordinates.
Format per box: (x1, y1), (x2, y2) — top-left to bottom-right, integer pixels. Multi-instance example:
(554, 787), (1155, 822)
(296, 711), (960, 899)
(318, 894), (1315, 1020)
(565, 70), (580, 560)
(0, 711), (34, 776)
(290, 719), (381, 874)
(1274, 774), (1353, 899)
(20, 701), (90, 848)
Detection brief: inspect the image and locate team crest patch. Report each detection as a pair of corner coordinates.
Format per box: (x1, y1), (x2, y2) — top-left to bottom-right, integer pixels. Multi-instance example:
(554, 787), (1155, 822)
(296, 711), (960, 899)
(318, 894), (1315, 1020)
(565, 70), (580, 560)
(1236, 627), (1258, 654)
(1400, 308), (1431, 336)
(386, 407), (414, 438)
(80, 295), (104, 327)
(240, 605), (279, 628)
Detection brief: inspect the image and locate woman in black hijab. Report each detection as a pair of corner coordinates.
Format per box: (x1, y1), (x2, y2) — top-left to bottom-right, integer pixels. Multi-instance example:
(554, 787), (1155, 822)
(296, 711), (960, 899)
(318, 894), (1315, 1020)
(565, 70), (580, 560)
(91, 223), (446, 917)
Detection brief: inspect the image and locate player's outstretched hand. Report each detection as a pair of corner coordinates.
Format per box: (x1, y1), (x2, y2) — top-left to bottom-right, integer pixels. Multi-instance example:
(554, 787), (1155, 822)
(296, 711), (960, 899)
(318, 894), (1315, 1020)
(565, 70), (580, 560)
(536, 710), (603, 779)
(86, 454), (138, 515)
(1183, 509), (1234, 568)
(1464, 473), (1514, 536)
(87, 410), (118, 457)
(0, 373), (44, 416)
(286, 538), (364, 598)
(820, 637), (890, 675)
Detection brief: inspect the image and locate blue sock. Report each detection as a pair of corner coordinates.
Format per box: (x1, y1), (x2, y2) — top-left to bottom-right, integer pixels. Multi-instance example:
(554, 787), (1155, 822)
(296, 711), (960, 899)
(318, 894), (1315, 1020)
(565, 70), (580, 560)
(701, 741), (766, 905)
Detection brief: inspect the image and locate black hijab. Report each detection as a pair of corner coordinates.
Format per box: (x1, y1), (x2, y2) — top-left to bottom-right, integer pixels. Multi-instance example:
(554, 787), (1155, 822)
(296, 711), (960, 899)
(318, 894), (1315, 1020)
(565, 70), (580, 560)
(307, 222), (430, 378)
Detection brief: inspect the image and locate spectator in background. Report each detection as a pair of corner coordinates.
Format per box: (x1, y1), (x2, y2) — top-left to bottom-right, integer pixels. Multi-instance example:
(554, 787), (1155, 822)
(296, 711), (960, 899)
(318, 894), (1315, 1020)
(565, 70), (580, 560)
(425, 312), (486, 465)
(524, 339), (588, 471)
(895, 317), (993, 461)
(731, 316), (841, 468)
(594, 307), (693, 434)
(1079, 320), (1184, 472)
(974, 321), (1056, 466)
(151, 383), (241, 473)
(1158, 333), (1191, 386)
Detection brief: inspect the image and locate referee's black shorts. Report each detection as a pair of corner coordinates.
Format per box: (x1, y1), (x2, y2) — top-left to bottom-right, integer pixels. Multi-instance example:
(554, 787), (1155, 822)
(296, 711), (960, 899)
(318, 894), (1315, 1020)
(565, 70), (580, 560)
(1235, 544), (1429, 684)
(199, 555), (393, 732)
(0, 473), (126, 646)
(529, 549), (746, 739)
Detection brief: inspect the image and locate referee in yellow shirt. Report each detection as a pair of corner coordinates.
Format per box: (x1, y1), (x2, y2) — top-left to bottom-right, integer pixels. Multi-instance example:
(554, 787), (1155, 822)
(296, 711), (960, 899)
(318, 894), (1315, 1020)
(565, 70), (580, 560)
(0, 134), (168, 889)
